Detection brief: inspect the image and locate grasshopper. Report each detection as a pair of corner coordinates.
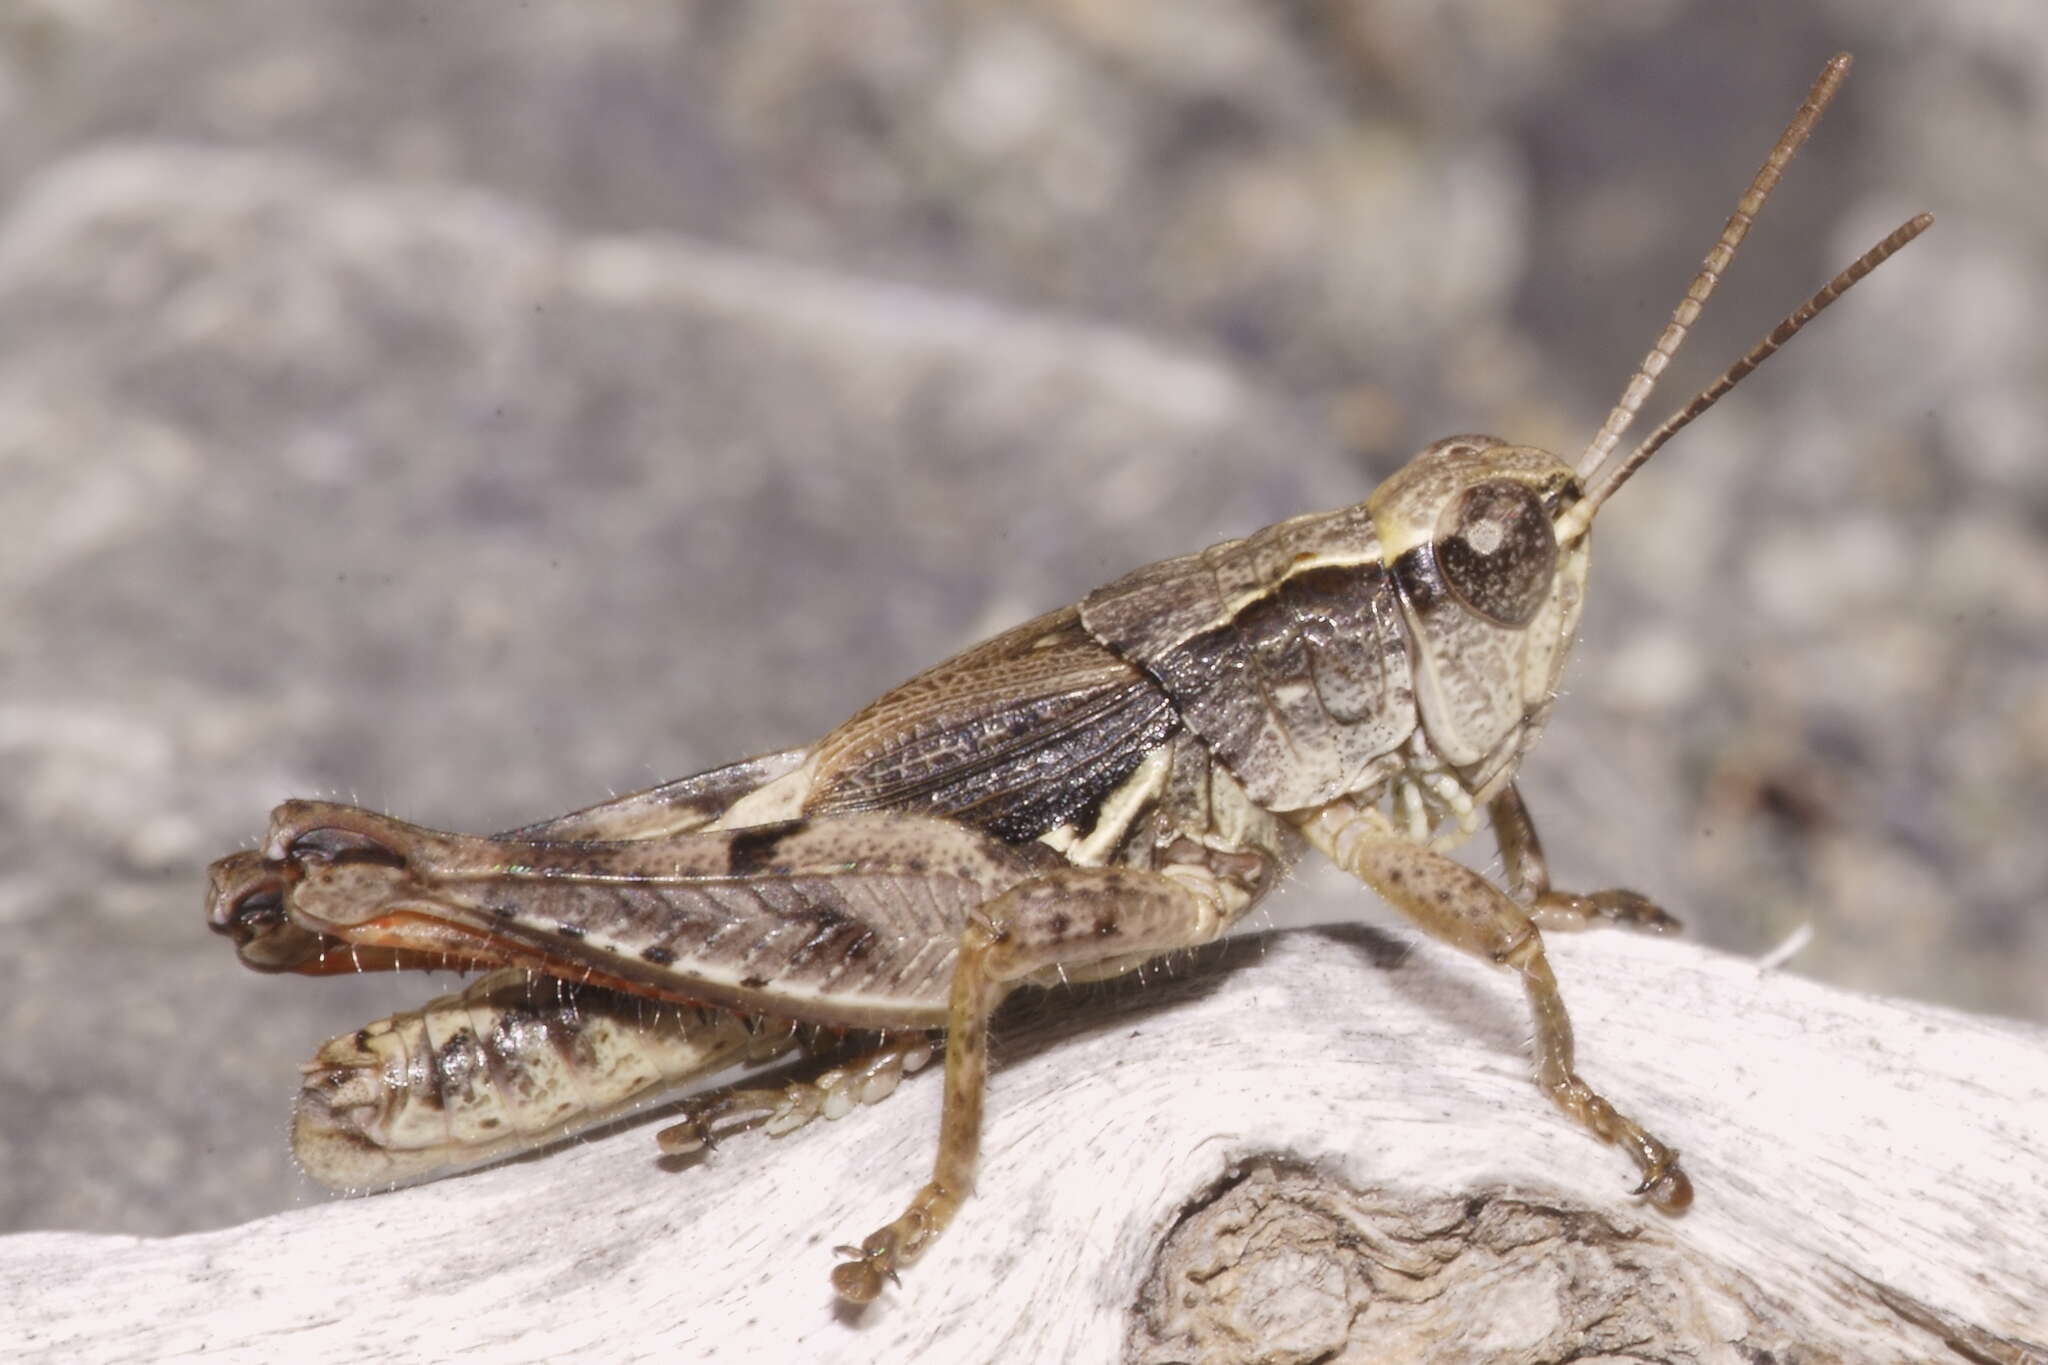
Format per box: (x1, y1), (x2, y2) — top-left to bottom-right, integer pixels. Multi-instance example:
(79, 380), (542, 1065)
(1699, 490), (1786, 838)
(205, 53), (1929, 1303)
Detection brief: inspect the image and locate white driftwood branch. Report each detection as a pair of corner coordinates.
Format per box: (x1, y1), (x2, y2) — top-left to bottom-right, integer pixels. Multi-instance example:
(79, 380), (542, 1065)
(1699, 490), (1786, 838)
(6, 919), (2044, 1363)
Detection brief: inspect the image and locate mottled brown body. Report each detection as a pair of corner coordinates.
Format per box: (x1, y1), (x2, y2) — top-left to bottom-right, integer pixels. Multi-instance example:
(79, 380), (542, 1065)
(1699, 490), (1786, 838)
(204, 54), (1929, 1304)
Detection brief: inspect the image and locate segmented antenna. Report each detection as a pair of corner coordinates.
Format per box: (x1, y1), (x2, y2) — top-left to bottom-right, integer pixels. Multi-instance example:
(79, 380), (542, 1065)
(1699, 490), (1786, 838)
(1576, 211), (1932, 517)
(1581, 54), (1853, 475)
(1555, 53), (1932, 538)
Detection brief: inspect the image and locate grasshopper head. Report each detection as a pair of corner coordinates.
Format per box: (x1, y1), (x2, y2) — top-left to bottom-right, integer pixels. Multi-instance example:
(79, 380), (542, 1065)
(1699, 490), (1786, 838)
(1358, 53), (1932, 783)
(1367, 436), (1590, 775)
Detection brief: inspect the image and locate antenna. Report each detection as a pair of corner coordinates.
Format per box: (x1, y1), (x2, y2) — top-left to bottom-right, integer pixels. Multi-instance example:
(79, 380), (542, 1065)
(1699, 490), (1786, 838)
(1550, 53), (1931, 540)
(1577, 55), (1853, 483)
(1573, 211), (1932, 520)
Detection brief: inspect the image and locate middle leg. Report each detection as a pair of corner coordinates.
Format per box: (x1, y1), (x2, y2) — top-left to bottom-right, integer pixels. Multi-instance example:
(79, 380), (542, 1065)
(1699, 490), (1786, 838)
(1490, 784), (1681, 934)
(829, 863), (1240, 1302)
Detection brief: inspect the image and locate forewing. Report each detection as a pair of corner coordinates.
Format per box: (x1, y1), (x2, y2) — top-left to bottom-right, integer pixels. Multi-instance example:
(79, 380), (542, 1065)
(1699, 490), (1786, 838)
(499, 746), (812, 841)
(266, 801), (1054, 1028)
(805, 607), (1180, 843)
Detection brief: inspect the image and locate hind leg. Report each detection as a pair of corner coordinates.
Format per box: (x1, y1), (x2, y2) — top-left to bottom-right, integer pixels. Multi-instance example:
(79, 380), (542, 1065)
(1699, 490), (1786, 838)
(656, 1034), (938, 1155)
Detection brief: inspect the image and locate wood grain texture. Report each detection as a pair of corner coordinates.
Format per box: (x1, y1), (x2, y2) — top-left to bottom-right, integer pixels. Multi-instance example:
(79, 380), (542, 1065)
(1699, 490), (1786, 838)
(6, 910), (2042, 1363)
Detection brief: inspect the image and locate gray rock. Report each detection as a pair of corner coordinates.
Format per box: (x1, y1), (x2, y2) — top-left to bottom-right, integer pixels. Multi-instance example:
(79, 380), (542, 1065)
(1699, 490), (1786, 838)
(0, 1), (2040, 1238)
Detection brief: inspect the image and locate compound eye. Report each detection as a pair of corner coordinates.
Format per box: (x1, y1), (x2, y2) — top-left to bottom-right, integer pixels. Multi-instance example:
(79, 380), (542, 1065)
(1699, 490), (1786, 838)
(1434, 480), (1557, 628)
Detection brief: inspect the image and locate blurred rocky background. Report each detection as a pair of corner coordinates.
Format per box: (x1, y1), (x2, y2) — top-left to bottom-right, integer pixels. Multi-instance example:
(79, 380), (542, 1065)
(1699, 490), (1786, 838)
(0, 0), (2040, 1237)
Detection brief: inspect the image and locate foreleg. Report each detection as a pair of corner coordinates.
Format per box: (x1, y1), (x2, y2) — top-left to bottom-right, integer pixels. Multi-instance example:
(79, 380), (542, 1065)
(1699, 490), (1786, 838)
(1297, 800), (1691, 1210)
